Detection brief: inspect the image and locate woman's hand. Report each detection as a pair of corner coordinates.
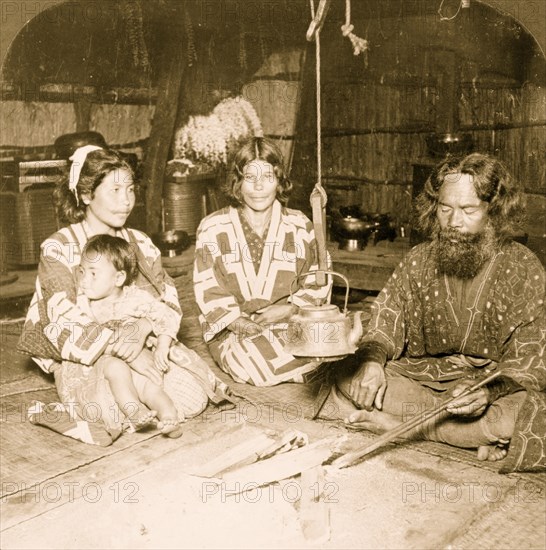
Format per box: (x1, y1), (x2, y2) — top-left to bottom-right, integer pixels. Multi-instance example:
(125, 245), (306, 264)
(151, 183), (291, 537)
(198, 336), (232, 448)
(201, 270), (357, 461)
(129, 348), (163, 386)
(109, 318), (153, 362)
(348, 361), (387, 411)
(446, 380), (490, 417)
(227, 316), (264, 338)
(253, 304), (297, 324)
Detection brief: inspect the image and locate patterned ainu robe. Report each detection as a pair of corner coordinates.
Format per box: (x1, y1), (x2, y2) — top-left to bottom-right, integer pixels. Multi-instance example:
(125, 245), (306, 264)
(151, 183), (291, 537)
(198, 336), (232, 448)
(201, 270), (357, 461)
(18, 222), (181, 371)
(359, 240), (546, 472)
(17, 222), (222, 445)
(193, 200), (332, 386)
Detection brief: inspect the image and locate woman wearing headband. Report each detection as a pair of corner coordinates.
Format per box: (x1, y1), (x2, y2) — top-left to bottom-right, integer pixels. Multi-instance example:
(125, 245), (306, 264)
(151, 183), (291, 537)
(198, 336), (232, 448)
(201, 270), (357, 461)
(18, 146), (224, 445)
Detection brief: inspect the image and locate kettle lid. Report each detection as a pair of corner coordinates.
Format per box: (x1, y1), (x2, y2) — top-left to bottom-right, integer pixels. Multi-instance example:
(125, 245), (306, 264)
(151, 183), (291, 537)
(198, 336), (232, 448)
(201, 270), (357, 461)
(297, 304), (342, 318)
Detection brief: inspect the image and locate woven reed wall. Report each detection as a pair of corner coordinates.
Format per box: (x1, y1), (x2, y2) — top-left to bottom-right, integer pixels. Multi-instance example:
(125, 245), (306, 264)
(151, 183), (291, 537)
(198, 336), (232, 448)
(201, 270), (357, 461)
(1, 101), (154, 150)
(289, 4), (545, 262)
(0, 102), (77, 148)
(243, 48), (304, 169)
(311, 81), (433, 228)
(315, 81), (546, 232)
(89, 104), (155, 148)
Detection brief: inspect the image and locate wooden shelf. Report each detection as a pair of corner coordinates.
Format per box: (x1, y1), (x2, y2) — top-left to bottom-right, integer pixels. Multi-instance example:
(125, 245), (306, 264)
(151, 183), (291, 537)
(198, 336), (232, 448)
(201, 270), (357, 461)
(328, 238), (410, 291)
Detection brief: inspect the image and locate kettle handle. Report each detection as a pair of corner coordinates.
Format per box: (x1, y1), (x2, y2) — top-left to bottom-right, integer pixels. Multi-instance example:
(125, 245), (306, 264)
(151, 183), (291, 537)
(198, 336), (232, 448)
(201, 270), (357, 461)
(289, 270), (351, 313)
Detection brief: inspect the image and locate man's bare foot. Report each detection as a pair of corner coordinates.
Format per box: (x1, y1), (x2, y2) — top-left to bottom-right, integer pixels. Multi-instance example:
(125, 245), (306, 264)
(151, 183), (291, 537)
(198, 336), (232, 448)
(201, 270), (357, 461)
(477, 443), (509, 461)
(344, 409), (401, 434)
(124, 403), (157, 431)
(157, 418), (184, 439)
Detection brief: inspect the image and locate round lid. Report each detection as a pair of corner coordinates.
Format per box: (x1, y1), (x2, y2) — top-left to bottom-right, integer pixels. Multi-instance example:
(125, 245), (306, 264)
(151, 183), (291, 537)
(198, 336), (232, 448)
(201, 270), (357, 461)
(297, 304), (342, 319)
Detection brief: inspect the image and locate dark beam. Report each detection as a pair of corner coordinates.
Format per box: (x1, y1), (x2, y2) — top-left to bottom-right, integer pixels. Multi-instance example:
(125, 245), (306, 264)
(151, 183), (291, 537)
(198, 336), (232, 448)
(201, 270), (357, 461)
(143, 20), (186, 235)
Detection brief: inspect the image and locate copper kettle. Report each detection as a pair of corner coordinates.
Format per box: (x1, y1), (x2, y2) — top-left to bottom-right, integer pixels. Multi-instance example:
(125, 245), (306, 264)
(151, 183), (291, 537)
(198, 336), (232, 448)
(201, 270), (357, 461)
(284, 271), (363, 361)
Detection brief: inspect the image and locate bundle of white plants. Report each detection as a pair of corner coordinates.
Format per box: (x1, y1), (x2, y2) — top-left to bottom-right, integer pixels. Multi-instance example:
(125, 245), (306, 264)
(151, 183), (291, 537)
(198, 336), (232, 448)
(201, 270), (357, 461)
(172, 96), (263, 176)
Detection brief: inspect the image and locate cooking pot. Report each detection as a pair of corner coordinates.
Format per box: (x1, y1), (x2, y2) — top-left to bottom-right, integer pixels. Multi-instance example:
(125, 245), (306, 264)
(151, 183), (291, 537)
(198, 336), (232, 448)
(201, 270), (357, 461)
(330, 208), (396, 250)
(54, 132), (108, 159)
(425, 133), (473, 158)
(151, 230), (190, 257)
(330, 206), (374, 247)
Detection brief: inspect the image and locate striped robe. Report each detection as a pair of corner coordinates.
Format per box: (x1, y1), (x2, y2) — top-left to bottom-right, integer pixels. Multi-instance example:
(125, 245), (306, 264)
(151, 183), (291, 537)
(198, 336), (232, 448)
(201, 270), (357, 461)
(193, 200), (332, 386)
(18, 223), (180, 371)
(17, 223), (218, 445)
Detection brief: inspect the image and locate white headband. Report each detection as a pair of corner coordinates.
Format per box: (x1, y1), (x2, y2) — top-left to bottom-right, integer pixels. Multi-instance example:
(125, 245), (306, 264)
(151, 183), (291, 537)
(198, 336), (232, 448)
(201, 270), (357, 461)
(69, 145), (103, 205)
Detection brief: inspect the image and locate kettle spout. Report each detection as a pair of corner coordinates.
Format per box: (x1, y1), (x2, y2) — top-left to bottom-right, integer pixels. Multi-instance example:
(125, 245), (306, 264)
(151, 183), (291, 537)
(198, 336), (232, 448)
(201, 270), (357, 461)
(348, 310), (363, 349)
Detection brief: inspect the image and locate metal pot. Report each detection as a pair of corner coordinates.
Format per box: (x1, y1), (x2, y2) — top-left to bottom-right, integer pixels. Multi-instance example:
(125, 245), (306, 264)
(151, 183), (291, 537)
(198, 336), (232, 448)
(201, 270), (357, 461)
(331, 215), (374, 240)
(425, 133), (473, 158)
(151, 230), (190, 257)
(54, 131), (108, 159)
(330, 206), (375, 250)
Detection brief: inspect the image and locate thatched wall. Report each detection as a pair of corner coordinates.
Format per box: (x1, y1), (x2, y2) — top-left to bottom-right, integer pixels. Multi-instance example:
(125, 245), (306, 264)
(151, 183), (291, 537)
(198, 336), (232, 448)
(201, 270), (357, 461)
(0, 0), (544, 262)
(0, 101), (155, 151)
(288, 1), (545, 262)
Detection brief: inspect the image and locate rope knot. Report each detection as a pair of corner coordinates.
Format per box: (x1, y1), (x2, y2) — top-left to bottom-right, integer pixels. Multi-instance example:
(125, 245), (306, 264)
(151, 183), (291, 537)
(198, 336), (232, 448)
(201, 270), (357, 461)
(341, 23), (354, 37)
(349, 35), (368, 56)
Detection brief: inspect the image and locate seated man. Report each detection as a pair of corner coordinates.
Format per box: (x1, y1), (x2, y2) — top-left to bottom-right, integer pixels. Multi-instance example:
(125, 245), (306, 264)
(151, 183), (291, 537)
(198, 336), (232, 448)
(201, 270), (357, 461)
(321, 153), (545, 473)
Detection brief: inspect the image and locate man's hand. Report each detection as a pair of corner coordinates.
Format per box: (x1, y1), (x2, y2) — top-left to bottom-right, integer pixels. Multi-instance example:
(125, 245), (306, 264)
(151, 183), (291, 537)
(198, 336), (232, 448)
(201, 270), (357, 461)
(348, 361), (387, 411)
(129, 348), (163, 386)
(109, 318), (152, 362)
(253, 304), (296, 324)
(446, 380), (490, 417)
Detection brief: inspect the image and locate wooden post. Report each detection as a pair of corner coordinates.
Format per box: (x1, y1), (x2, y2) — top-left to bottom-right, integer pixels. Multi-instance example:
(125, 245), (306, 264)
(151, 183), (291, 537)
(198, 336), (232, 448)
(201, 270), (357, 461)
(74, 98), (91, 133)
(143, 18), (187, 235)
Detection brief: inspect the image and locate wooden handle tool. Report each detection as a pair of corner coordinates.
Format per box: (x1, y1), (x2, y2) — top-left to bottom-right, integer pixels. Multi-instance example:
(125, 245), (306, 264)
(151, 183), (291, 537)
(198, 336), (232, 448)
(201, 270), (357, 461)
(331, 370), (502, 469)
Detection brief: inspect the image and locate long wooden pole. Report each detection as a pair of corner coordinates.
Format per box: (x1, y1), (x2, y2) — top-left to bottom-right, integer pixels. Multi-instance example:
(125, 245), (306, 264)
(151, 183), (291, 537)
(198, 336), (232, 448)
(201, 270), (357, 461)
(143, 13), (186, 235)
(331, 370), (502, 469)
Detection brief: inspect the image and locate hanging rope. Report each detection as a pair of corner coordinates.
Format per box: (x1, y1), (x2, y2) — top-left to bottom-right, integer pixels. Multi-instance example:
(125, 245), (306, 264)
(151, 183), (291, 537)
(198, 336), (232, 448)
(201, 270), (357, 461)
(311, 0), (323, 189)
(341, 0), (369, 57)
(308, 0), (328, 284)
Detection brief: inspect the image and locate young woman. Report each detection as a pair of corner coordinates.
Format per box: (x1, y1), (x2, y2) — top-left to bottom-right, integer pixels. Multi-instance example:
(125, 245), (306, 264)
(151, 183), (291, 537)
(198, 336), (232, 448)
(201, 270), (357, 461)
(193, 137), (332, 386)
(18, 146), (221, 445)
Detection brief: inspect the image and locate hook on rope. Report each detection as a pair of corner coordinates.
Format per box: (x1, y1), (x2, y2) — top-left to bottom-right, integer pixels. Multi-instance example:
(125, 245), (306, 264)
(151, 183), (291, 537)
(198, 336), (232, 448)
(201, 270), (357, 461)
(310, 183), (328, 286)
(310, 182), (328, 209)
(306, 0), (332, 41)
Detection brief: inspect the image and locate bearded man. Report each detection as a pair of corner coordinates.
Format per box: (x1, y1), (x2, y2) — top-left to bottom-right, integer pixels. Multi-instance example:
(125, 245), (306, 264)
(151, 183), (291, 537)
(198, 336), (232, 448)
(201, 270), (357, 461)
(321, 153), (545, 473)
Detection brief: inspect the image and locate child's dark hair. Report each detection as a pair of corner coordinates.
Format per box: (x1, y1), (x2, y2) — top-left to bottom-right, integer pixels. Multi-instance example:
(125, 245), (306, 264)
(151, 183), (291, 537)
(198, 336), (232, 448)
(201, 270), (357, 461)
(223, 137), (293, 206)
(82, 234), (138, 286)
(54, 148), (134, 224)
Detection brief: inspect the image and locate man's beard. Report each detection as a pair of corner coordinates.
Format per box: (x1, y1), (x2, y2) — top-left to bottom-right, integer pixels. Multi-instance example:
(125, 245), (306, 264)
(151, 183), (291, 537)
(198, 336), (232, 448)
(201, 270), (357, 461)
(434, 225), (497, 279)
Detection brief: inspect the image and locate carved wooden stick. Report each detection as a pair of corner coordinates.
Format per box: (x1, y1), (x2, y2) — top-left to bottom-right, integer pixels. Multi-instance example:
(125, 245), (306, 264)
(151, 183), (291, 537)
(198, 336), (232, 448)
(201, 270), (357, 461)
(332, 370), (502, 469)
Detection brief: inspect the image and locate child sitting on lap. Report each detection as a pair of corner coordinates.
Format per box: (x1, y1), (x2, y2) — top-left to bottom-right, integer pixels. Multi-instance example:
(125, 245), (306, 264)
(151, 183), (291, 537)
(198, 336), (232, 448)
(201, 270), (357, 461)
(78, 234), (183, 438)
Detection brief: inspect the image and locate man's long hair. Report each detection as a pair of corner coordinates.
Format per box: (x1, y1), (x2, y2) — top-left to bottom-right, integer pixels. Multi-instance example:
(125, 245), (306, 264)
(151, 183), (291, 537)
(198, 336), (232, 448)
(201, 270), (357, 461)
(413, 153), (525, 242)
